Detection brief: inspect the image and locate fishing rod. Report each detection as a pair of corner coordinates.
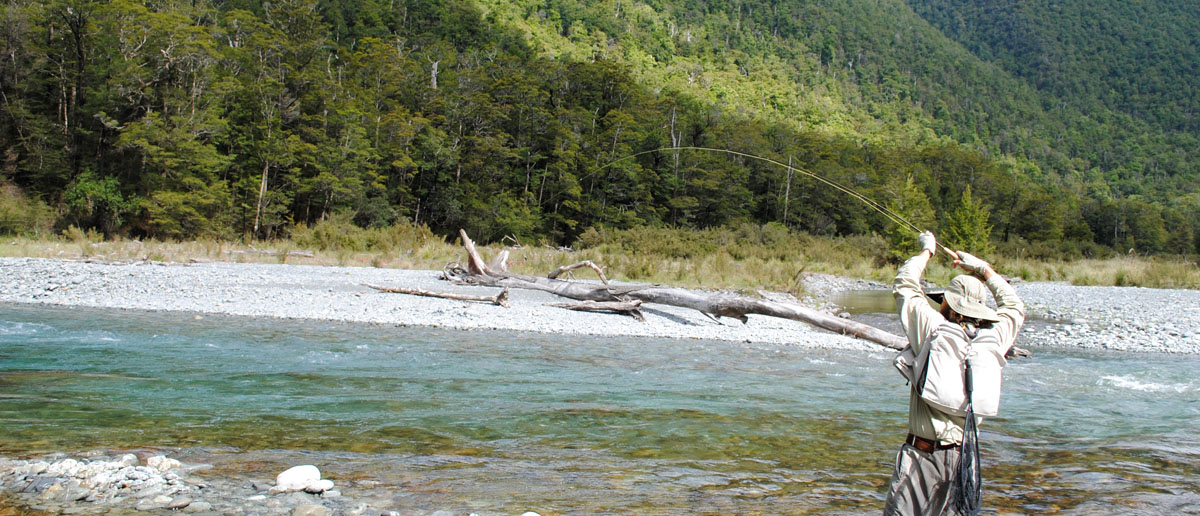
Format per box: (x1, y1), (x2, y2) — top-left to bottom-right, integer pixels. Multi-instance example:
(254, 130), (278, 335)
(598, 146), (960, 259)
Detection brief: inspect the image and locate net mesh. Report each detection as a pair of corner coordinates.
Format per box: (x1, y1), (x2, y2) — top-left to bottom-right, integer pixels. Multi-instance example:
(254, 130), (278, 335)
(957, 364), (982, 516)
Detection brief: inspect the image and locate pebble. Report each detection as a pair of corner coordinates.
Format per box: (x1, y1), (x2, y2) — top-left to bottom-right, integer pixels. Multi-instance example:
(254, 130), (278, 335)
(292, 504), (329, 516)
(184, 501), (213, 512)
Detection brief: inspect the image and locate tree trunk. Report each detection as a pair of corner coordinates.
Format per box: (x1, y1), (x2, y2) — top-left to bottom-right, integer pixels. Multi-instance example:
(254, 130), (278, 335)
(446, 230), (1031, 357)
(253, 159), (269, 236)
(450, 230), (909, 350)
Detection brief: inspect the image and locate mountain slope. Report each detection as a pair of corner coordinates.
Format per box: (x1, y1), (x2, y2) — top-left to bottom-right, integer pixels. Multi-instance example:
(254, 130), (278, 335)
(477, 0), (1198, 198)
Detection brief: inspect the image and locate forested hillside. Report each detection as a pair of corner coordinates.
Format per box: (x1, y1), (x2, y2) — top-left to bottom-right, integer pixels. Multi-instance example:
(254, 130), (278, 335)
(1, 0), (1196, 257)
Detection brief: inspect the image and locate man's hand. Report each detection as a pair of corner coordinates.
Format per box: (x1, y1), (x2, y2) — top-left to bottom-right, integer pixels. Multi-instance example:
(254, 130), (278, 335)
(953, 251), (993, 278)
(918, 231), (937, 256)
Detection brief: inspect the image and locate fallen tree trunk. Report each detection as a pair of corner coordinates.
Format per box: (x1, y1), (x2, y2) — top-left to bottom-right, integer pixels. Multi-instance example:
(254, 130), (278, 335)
(447, 230), (1032, 357)
(548, 260), (610, 285)
(550, 300), (645, 321)
(448, 230), (910, 350)
(365, 283), (511, 307)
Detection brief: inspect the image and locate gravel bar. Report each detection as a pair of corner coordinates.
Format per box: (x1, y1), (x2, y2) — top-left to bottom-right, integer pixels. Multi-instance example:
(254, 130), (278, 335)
(2, 257), (1198, 354)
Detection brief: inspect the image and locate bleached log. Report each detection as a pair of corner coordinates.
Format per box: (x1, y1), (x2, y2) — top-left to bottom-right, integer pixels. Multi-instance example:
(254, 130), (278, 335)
(448, 230), (1030, 356)
(231, 247), (316, 258)
(547, 260), (610, 285)
(550, 300), (645, 321)
(488, 249), (510, 272)
(451, 230), (909, 350)
(364, 283), (510, 307)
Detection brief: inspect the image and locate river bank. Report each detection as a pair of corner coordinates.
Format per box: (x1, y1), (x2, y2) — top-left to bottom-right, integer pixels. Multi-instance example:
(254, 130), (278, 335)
(2, 257), (1198, 354)
(2, 258), (1199, 515)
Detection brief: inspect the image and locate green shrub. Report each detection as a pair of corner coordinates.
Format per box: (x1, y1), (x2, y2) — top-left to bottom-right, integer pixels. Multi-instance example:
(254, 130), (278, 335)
(292, 211), (440, 253)
(0, 183), (54, 236)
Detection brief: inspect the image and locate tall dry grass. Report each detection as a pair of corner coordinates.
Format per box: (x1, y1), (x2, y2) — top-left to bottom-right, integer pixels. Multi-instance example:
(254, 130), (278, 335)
(2, 221), (1197, 291)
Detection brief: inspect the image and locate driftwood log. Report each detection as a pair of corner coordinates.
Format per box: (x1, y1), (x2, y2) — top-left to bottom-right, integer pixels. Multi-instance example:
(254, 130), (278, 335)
(446, 230), (1032, 357)
(550, 300), (645, 321)
(365, 283), (511, 307)
(448, 230), (912, 350)
(548, 260), (610, 285)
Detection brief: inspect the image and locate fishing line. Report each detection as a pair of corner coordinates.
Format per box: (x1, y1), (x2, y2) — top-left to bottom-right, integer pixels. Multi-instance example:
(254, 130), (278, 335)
(605, 146), (923, 234)
(557, 146), (960, 258)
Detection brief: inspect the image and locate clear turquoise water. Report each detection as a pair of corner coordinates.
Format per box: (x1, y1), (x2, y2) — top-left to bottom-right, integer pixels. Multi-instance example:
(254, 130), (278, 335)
(1, 304), (1198, 514)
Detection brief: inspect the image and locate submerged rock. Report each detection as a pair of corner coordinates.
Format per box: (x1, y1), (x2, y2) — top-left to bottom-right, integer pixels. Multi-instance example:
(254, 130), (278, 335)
(292, 503), (330, 516)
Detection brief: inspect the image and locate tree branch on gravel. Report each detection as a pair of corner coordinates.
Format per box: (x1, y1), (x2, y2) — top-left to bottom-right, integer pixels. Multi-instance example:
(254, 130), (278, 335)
(364, 283), (511, 307)
(550, 300), (645, 321)
(445, 230), (912, 351)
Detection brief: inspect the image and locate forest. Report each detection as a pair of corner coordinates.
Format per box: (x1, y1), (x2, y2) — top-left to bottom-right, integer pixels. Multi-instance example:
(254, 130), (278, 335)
(1, 0), (1196, 258)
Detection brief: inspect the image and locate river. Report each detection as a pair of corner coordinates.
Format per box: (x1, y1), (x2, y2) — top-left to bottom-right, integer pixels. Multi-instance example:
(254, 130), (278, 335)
(1, 304), (1198, 514)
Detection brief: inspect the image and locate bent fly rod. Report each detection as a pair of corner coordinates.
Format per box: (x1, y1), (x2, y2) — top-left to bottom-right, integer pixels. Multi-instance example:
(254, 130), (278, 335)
(599, 146), (961, 259)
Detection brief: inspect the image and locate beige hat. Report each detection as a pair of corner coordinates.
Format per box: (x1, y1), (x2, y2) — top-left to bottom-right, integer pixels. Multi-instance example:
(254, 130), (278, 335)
(944, 275), (1001, 322)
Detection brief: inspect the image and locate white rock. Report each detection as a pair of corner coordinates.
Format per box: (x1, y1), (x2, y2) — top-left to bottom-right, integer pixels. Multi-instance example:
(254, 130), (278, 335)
(147, 455), (181, 472)
(118, 454), (139, 467)
(521, 512), (543, 516)
(303, 479), (335, 493)
(274, 465), (321, 493)
(49, 459), (81, 476)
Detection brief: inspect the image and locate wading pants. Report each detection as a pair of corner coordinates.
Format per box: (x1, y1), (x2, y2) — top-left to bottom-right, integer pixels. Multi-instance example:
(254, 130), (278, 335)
(883, 443), (963, 516)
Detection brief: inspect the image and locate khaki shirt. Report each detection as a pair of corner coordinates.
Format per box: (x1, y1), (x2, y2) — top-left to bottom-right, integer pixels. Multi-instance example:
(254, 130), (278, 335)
(892, 251), (1025, 444)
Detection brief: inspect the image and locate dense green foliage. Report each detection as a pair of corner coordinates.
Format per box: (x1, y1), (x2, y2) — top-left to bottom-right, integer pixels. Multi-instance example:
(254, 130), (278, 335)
(0, 0), (1196, 258)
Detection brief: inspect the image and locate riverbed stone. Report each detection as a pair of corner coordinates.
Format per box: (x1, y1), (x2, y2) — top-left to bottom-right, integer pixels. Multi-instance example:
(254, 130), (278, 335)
(135, 499), (163, 511)
(147, 455), (182, 472)
(304, 479), (335, 493)
(275, 465), (321, 493)
(133, 485), (164, 498)
(167, 495), (193, 509)
(26, 476), (60, 493)
(291, 503), (329, 516)
(183, 501), (213, 512)
(38, 483), (64, 501)
(60, 486), (91, 502)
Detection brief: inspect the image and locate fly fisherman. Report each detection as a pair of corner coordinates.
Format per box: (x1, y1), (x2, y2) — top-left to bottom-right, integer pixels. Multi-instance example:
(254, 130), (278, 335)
(884, 231), (1025, 515)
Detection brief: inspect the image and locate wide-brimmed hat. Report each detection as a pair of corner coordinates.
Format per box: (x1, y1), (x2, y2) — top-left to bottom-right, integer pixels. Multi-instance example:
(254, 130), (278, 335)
(942, 275), (1001, 322)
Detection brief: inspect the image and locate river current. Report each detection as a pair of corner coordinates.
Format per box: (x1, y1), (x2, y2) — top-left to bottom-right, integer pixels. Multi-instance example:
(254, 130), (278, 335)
(1, 304), (1198, 514)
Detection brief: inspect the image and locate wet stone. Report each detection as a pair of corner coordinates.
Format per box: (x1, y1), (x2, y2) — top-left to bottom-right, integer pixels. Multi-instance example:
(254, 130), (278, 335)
(167, 496), (193, 509)
(26, 476), (60, 493)
(183, 501), (213, 512)
(291, 504), (329, 516)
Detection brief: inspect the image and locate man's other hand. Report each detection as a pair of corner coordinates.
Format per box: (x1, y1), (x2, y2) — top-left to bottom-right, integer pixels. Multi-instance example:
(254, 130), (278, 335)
(953, 251), (991, 276)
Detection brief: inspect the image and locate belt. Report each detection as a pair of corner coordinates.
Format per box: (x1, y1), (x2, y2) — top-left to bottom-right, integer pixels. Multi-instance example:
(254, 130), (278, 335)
(906, 433), (960, 453)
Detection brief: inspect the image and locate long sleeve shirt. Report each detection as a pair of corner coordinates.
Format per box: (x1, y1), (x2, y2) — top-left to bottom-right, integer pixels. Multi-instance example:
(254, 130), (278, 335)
(892, 251), (1026, 445)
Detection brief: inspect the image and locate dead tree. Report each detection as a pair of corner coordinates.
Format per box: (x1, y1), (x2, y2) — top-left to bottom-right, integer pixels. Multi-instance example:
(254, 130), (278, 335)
(447, 230), (912, 350)
(550, 300), (645, 321)
(365, 283), (511, 307)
